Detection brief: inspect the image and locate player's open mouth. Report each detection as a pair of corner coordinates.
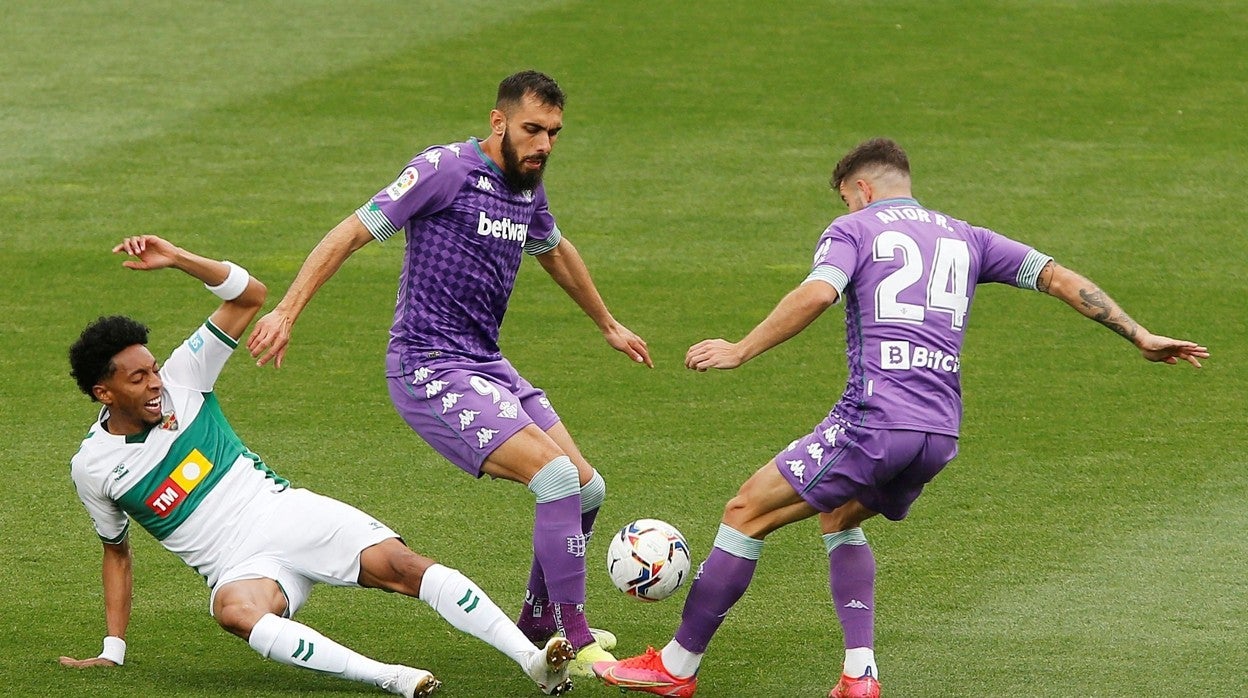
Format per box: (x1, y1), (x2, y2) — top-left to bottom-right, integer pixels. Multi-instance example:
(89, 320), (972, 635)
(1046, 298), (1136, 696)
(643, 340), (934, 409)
(144, 398), (161, 413)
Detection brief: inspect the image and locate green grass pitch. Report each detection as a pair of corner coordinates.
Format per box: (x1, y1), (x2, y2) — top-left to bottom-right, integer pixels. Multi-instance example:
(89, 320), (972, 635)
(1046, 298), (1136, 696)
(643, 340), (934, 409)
(2, 1), (1245, 696)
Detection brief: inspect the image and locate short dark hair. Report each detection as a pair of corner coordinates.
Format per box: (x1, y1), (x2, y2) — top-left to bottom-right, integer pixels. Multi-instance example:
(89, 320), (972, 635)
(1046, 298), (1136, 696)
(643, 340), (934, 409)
(69, 316), (149, 400)
(496, 70), (565, 111)
(831, 137), (910, 190)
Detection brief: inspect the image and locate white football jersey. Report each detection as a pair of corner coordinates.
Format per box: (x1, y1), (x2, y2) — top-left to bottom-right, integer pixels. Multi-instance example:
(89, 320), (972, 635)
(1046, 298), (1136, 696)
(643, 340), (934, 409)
(70, 320), (288, 586)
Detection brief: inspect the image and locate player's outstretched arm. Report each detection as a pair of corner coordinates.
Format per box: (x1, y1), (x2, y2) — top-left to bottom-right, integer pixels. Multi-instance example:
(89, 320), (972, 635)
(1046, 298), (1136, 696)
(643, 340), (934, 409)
(114, 235), (266, 341)
(59, 540), (133, 669)
(247, 214), (374, 368)
(535, 237), (653, 367)
(686, 280), (838, 371)
(1037, 261), (1208, 367)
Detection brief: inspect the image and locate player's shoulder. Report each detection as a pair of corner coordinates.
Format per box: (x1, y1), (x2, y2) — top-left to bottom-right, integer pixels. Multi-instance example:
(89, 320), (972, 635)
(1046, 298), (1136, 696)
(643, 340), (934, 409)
(408, 140), (480, 177)
(70, 421), (118, 479)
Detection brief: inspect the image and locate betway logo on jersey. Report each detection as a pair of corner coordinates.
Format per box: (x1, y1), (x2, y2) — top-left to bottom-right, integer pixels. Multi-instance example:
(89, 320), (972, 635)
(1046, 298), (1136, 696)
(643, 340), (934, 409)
(880, 341), (960, 374)
(476, 211), (528, 244)
(145, 449), (214, 518)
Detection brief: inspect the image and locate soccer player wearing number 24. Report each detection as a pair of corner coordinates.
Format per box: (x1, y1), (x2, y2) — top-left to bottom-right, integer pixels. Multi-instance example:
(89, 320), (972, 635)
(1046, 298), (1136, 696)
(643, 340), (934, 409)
(595, 138), (1208, 698)
(63, 236), (578, 697)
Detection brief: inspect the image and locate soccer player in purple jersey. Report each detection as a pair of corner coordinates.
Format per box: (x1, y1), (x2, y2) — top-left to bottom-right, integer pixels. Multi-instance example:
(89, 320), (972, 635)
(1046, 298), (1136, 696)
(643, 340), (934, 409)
(247, 71), (652, 677)
(595, 138), (1208, 698)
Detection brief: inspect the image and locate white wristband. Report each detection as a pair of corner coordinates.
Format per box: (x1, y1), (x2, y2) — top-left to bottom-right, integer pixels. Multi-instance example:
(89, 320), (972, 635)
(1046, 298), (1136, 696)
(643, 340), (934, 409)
(99, 635), (126, 665)
(204, 261), (249, 301)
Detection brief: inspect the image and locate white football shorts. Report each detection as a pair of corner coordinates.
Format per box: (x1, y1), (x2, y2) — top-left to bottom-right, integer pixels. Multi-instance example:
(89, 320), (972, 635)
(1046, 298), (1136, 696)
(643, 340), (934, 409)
(209, 487), (398, 617)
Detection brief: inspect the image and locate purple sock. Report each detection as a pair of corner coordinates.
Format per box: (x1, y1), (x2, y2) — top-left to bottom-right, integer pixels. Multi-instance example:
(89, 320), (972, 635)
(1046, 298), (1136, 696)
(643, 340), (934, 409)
(534, 494), (586, 600)
(674, 546), (759, 653)
(516, 561), (555, 642)
(829, 540), (876, 648)
(581, 506), (600, 543)
(552, 601), (594, 650)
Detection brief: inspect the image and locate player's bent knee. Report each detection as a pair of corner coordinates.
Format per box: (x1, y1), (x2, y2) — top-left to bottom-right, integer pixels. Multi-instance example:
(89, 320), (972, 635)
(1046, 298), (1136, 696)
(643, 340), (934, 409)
(359, 539), (435, 596)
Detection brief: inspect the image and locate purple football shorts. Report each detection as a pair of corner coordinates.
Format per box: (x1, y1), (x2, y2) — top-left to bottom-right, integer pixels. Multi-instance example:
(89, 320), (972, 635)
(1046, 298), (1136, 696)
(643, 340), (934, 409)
(774, 413), (958, 521)
(387, 356), (561, 477)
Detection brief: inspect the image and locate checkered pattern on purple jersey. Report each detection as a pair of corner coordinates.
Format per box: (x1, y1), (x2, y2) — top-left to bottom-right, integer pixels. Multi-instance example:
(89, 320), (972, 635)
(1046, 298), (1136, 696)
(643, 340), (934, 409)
(356, 138), (561, 369)
(805, 197), (1052, 437)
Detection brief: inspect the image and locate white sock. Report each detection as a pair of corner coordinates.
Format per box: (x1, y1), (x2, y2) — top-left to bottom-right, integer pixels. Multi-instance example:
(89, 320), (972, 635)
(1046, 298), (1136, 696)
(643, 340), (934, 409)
(419, 563), (535, 669)
(248, 613), (389, 686)
(660, 639), (702, 679)
(844, 646), (877, 678)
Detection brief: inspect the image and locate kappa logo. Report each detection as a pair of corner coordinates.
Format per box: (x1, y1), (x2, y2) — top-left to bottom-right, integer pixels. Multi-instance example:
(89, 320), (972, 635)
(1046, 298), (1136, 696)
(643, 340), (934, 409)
(441, 392), (463, 413)
(475, 175), (493, 192)
(786, 439), (800, 452)
(424, 150), (442, 169)
(188, 332), (204, 354)
(447, 144), (461, 157)
(822, 424), (844, 446)
(538, 397), (551, 410)
(412, 367), (431, 383)
(786, 459), (806, 483)
(521, 189), (534, 202)
(111, 464), (129, 481)
(385, 166), (419, 201)
(498, 401), (518, 419)
(476, 427), (499, 448)
(843, 599), (871, 610)
(813, 238), (832, 265)
(458, 409), (480, 430)
(425, 380), (449, 398)
(806, 443), (825, 464)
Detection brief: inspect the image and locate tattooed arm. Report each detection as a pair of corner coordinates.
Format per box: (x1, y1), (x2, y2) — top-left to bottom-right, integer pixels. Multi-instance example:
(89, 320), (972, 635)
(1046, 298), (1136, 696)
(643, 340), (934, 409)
(1036, 261), (1209, 367)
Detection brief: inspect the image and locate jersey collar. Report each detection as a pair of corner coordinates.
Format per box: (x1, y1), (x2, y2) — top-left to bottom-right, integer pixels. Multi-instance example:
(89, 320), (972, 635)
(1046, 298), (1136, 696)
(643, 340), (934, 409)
(470, 137), (506, 178)
(867, 197), (920, 209)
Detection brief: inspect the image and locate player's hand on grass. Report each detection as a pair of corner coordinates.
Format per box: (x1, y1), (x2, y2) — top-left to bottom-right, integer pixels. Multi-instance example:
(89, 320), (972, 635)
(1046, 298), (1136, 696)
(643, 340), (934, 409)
(58, 655), (117, 669)
(248, 309), (295, 368)
(1137, 333), (1209, 367)
(603, 321), (653, 367)
(685, 338), (745, 371)
(113, 235), (181, 271)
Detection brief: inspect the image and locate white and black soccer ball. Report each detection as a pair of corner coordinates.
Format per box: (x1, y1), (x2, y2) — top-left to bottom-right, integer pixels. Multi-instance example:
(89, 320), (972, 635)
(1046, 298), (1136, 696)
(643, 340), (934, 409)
(606, 518), (692, 601)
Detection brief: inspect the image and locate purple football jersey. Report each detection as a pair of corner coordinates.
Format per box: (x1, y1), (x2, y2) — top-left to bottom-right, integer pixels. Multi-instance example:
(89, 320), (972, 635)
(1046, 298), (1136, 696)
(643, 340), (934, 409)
(355, 138), (561, 370)
(807, 197), (1052, 436)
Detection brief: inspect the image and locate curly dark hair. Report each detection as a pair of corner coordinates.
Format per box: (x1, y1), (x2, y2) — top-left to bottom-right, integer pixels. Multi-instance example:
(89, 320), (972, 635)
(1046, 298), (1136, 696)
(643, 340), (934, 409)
(496, 70), (565, 111)
(831, 137), (911, 190)
(69, 316), (150, 400)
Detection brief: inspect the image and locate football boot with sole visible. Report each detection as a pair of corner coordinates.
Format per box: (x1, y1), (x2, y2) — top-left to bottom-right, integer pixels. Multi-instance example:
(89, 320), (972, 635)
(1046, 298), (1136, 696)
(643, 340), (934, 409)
(526, 636), (576, 695)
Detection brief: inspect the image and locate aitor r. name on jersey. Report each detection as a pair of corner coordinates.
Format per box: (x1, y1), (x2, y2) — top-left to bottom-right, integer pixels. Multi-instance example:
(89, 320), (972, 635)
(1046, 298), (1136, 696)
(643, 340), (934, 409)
(70, 320), (288, 585)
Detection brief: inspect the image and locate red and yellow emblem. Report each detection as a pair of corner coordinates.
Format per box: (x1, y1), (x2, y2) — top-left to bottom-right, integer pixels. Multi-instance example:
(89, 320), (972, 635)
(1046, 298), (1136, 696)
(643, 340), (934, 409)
(145, 449), (214, 518)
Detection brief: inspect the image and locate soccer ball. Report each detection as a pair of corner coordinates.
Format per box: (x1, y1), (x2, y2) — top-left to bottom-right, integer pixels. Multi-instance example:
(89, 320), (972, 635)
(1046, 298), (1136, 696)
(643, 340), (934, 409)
(606, 519), (692, 601)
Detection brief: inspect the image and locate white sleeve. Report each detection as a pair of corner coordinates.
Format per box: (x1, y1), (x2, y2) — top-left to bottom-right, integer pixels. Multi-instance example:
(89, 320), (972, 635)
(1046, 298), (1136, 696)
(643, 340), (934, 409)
(71, 458), (129, 544)
(160, 319), (237, 392)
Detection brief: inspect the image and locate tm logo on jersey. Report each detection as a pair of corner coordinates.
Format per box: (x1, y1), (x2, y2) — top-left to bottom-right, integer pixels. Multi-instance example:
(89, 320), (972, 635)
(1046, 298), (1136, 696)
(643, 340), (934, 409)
(145, 449), (214, 518)
(880, 341), (961, 374)
(476, 211), (528, 243)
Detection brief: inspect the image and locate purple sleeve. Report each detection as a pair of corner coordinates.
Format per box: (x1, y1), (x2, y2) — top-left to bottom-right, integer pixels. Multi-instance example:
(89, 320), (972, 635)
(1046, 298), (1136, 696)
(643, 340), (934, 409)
(804, 220), (857, 295)
(355, 147), (463, 242)
(972, 225), (1053, 290)
(523, 185), (562, 255)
